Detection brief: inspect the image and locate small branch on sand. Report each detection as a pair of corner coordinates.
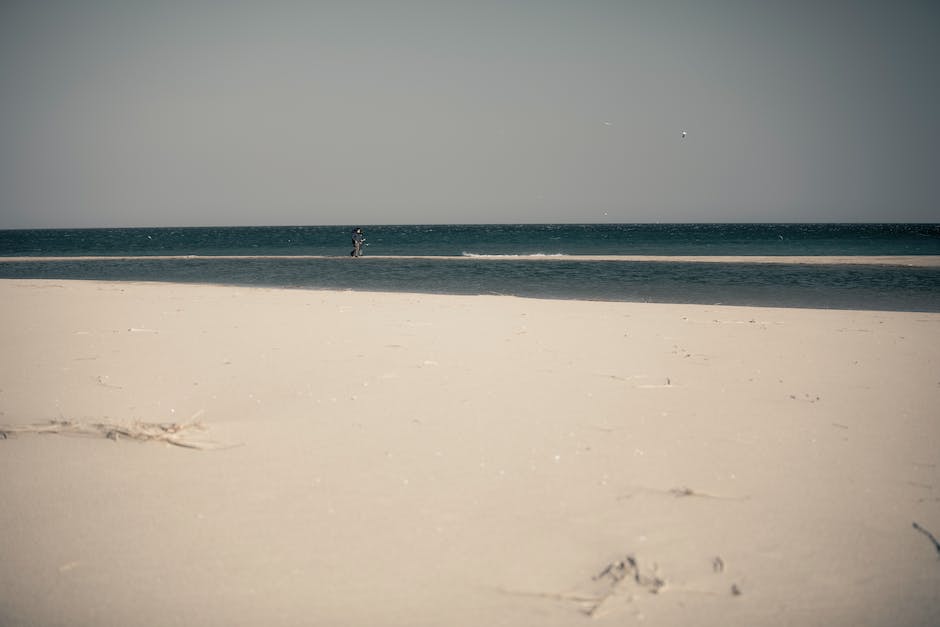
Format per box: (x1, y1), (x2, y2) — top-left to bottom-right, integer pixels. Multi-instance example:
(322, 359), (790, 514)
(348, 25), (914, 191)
(499, 554), (665, 619)
(668, 486), (751, 500)
(586, 555), (664, 617)
(670, 486), (724, 499)
(620, 486), (749, 501)
(0, 419), (238, 450)
(670, 486), (700, 498)
(494, 589), (601, 605)
(594, 555), (665, 592)
(912, 522), (940, 557)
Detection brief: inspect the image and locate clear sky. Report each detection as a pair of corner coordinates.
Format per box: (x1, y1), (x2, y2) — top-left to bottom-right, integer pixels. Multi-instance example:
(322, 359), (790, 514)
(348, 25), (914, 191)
(1, 0), (937, 228)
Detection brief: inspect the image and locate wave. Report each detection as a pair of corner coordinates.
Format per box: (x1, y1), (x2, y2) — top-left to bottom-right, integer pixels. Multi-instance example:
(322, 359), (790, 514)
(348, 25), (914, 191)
(461, 252), (569, 258)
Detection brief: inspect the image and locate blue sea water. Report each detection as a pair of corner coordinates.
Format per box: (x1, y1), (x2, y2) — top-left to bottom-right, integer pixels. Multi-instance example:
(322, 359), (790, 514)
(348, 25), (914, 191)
(1, 223), (939, 311)
(3, 223), (940, 257)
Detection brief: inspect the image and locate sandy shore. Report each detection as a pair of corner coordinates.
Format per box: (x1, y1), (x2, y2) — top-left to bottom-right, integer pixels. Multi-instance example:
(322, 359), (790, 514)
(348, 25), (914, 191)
(1, 279), (938, 626)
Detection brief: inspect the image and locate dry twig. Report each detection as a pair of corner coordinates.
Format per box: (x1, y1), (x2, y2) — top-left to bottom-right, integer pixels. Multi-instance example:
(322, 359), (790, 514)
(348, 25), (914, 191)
(912, 522), (940, 557)
(585, 555), (664, 616)
(495, 554), (667, 619)
(620, 485), (749, 501)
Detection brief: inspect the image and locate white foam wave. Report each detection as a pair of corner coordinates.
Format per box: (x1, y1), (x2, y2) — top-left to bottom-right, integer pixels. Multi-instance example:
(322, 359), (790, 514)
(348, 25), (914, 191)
(461, 252), (569, 258)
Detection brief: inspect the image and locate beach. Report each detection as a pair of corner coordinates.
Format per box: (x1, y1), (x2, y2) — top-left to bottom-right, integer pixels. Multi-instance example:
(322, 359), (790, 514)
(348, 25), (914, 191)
(1, 278), (938, 626)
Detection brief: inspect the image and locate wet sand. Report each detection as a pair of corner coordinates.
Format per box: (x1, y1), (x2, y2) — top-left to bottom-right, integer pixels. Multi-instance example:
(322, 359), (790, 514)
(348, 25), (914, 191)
(2, 254), (939, 266)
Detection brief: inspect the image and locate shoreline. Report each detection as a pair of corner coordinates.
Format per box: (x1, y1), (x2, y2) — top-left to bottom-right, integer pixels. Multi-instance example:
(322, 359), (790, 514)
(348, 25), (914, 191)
(2, 279), (938, 626)
(1, 254), (940, 266)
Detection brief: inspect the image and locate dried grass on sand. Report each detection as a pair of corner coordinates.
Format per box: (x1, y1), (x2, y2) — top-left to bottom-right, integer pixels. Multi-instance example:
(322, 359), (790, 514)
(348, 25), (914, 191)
(0, 419), (235, 450)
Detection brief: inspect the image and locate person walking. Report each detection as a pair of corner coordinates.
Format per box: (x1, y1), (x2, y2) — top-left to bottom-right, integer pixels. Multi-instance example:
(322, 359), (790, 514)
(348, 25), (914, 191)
(350, 227), (365, 257)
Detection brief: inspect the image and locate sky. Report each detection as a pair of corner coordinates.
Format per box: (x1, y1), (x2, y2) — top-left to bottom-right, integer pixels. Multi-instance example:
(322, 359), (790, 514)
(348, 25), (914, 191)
(0, 0), (937, 228)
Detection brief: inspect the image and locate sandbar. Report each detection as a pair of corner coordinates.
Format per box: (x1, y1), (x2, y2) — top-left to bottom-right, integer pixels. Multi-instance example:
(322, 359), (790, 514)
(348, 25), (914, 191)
(1, 254), (939, 266)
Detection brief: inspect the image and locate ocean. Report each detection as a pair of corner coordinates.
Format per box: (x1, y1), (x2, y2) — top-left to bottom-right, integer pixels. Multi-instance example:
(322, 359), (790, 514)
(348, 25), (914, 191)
(2, 223), (939, 311)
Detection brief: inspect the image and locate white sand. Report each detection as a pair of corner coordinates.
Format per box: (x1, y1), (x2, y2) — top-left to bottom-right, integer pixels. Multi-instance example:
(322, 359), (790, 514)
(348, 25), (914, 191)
(1, 279), (938, 626)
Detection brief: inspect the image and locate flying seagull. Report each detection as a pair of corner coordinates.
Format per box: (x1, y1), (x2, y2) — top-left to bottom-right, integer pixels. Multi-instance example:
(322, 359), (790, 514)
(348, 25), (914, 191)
(681, 131), (687, 138)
